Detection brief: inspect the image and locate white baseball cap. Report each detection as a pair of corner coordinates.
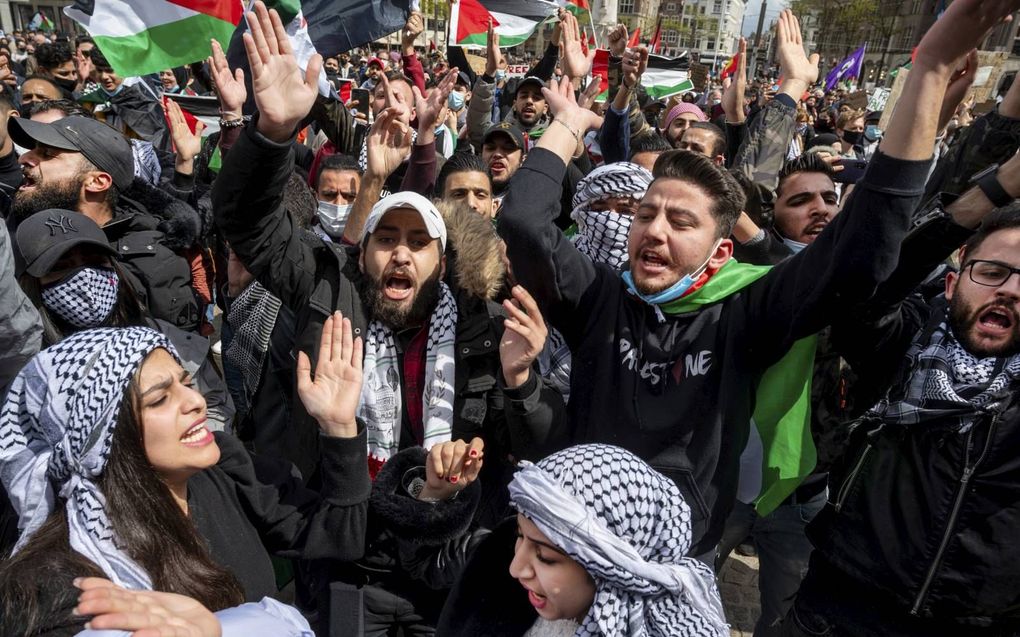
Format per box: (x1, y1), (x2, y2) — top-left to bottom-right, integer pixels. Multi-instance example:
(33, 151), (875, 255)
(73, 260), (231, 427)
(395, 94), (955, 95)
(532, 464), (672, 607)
(361, 191), (447, 252)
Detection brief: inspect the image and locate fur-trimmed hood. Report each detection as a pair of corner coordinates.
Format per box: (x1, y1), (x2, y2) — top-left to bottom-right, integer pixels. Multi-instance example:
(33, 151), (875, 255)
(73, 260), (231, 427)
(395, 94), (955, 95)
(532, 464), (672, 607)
(115, 177), (203, 251)
(437, 200), (506, 302)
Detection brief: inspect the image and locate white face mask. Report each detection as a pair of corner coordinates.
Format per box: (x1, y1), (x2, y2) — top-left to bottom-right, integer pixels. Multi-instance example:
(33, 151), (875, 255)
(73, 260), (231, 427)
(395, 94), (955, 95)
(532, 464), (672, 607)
(781, 236), (808, 254)
(316, 201), (354, 239)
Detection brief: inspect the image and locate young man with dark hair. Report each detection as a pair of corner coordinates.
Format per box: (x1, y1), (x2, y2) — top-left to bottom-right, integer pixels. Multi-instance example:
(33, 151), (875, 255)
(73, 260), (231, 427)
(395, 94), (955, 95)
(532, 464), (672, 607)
(628, 131), (673, 172)
(772, 153), (839, 253)
(435, 152), (495, 218)
(496, 4), (976, 560)
(311, 153), (363, 241)
(678, 121), (727, 165)
(32, 42), (76, 93)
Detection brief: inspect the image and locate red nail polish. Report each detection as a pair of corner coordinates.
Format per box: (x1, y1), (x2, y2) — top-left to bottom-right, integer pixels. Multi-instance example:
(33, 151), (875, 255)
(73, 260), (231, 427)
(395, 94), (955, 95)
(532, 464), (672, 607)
(450, 475), (458, 484)
(469, 450), (479, 458)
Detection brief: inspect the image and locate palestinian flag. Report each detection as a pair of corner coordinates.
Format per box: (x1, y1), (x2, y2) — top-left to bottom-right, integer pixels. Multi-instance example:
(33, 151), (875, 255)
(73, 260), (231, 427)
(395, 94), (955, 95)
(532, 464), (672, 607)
(649, 18), (663, 54)
(556, 0), (590, 18)
(450, 0), (557, 48)
(29, 11), (56, 32)
(627, 27), (641, 48)
(64, 0), (242, 78)
(642, 54), (693, 100)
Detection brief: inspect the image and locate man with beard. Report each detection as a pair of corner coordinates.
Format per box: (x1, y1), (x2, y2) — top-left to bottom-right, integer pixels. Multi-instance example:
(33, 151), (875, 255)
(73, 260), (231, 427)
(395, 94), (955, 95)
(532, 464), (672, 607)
(785, 147), (1020, 636)
(7, 115), (201, 331)
(496, 1), (994, 566)
(214, 7), (566, 631)
(480, 122), (525, 209)
(771, 153), (839, 254)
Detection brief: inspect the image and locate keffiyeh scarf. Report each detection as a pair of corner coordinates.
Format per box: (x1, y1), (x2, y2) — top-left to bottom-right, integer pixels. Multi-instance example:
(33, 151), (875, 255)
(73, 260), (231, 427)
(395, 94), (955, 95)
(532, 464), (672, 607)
(875, 304), (1020, 434)
(509, 444), (729, 637)
(359, 281), (458, 468)
(224, 281), (284, 412)
(570, 163), (653, 271)
(0, 327), (177, 589)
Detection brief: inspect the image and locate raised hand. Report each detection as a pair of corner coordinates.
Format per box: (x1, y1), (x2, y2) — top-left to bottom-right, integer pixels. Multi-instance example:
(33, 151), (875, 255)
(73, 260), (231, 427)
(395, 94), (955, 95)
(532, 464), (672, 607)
(938, 49), (979, 132)
(75, 51), (93, 87)
(421, 437), (485, 501)
(164, 98), (205, 168)
(775, 10), (818, 99)
(607, 24), (629, 58)
(558, 10), (595, 80)
(402, 10), (425, 54)
(208, 39), (247, 119)
(484, 18), (503, 77)
(243, 1), (322, 143)
(577, 76), (604, 112)
(365, 106), (413, 180)
(73, 577), (221, 637)
(542, 75), (603, 133)
(916, 0), (1020, 72)
(414, 67), (459, 133)
(379, 71), (413, 124)
(499, 285), (548, 388)
(297, 312), (364, 439)
(722, 38), (747, 123)
(621, 45), (648, 89)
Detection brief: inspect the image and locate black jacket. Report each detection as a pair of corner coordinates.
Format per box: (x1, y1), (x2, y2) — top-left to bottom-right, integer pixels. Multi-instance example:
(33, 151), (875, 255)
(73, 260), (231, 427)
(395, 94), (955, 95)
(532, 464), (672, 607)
(213, 125), (566, 499)
(497, 147), (931, 556)
(810, 297), (1020, 628)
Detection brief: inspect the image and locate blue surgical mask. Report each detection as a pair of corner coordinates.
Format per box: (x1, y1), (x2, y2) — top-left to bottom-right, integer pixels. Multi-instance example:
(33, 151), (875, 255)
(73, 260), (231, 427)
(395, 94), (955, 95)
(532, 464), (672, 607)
(621, 239), (722, 305)
(448, 91), (465, 111)
(864, 124), (880, 142)
(494, 69), (507, 82)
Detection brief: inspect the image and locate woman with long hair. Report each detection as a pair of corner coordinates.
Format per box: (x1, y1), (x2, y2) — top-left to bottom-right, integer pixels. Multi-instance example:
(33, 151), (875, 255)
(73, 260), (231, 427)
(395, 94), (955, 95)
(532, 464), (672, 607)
(0, 312), (373, 636)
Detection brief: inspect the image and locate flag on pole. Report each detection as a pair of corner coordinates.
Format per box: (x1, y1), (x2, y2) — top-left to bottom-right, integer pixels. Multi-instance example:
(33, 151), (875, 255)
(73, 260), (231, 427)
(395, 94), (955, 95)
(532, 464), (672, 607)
(627, 27), (641, 48)
(29, 11), (55, 32)
(720, 52), (739, 80)
(555, 0), (590, 18)
(580, 28), (589, 56)
(649, 18), (663, 54)
(642, 54), (694, 100)
(824, 45), (866, 91)
(449, 0), (556, 48)
(64, 0), (242, 77)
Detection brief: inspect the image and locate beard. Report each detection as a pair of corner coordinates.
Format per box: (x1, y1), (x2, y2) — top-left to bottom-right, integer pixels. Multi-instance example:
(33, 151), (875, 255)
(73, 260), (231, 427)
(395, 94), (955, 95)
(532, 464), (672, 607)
(363, 268), (442, 331)
(10, 175), (84, 225)
(948, 292), (1020, 359)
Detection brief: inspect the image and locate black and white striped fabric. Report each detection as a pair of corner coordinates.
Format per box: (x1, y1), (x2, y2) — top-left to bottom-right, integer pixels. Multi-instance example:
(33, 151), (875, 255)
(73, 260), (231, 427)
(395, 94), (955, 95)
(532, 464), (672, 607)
(359, 281), (457, 466)
(40, 266), (120, 328)
(570, 163), (653, 271)
(0, 327), (178, 589)
(509, 444), (729, 637)
(224, 280), (284, 409)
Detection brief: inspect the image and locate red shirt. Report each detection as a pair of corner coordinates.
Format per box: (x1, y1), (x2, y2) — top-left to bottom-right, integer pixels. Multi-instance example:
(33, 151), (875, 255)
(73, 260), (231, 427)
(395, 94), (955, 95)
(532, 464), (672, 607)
(401, 326), (429, 446)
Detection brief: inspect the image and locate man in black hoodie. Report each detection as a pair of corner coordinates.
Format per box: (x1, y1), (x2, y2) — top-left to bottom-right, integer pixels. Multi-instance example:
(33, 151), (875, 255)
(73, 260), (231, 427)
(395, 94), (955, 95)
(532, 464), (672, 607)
(496, 7), (955, 560)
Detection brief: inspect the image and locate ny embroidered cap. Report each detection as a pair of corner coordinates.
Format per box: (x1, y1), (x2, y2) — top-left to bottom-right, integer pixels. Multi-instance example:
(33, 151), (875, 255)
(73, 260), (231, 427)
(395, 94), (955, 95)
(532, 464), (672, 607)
(9, 116), (135, 190)
(361, 191), (447, 252)
(15, 209), (117, 277)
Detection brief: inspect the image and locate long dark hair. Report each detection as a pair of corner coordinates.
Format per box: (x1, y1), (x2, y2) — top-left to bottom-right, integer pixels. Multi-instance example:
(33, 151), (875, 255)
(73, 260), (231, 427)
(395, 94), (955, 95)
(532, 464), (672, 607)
(0, 368), (244, 636)
(19, 258), (149, 346)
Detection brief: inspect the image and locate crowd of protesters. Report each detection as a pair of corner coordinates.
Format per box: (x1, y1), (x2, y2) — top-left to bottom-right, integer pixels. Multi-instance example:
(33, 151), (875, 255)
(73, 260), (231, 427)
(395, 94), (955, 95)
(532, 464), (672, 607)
(0, 0), (1019, 635)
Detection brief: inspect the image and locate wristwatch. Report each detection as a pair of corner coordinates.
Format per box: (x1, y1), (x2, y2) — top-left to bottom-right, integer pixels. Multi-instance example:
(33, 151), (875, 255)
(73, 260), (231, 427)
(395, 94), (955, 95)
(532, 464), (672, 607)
(970, 164), (1015, 208)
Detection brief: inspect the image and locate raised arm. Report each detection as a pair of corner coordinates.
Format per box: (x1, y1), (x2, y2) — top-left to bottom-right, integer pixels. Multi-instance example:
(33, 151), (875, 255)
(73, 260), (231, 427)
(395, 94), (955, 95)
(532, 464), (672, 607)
(743, 1), (1017, 366)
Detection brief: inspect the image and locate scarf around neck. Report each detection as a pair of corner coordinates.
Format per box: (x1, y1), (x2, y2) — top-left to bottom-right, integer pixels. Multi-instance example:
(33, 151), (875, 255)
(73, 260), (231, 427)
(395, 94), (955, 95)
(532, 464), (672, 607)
(359, 281), (458, 473)
(509, 444), (728, 637)
(224, 281), (284, 411)
(0, 327), (178, 589)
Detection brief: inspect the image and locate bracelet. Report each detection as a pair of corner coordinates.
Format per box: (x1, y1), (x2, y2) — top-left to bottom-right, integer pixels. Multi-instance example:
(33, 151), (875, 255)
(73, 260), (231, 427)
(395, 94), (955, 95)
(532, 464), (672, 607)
(551, 118), (581, 143)
(219, 117), (245, 128)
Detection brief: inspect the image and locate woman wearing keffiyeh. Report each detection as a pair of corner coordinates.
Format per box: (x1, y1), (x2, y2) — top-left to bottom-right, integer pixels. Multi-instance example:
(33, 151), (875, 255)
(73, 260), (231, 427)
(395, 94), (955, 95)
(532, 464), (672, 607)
(437, 444), (729, 637)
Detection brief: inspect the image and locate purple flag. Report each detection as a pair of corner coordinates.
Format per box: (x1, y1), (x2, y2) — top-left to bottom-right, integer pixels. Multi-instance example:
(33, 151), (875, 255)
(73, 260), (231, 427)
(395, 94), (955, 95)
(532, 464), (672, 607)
(824, 45), (866, 91)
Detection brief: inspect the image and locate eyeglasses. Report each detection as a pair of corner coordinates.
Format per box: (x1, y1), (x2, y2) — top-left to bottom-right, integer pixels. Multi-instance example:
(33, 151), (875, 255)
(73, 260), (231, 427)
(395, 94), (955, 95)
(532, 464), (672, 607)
(966, 259), (1020, 287)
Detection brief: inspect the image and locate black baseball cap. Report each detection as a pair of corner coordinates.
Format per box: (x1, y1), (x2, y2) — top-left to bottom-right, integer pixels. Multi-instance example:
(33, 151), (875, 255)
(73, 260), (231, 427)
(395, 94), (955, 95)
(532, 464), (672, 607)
(482, 121), (526, 151)
(514, 76), (546, 97)
(15, 209), (117, 277)
(9, 116), (134, 190)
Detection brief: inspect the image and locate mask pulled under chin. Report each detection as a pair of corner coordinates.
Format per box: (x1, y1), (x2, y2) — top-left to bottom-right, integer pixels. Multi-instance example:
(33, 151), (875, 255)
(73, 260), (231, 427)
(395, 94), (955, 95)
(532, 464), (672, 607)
(781, 236), (808, 254)
(316, 201), (354, 239)
(621, 239), (722, 305)
(41, 266), (120, 328)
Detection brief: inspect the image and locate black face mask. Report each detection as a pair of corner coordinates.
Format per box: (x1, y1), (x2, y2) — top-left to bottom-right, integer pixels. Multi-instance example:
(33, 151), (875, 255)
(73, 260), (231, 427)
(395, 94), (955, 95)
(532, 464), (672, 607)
(841, 129), (862, 146)
(54, 75), (78, 92)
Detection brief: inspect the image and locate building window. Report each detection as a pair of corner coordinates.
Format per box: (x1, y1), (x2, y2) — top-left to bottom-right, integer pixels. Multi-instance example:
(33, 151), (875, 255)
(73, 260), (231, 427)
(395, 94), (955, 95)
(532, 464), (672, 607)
(666, 2), (677, 11)
(706, 39), (715, 50)
(619, 0), (635, 14)
(666, 29), (678, 43)
(899, 25), (914, 48)
(713, 0), (722, 13)
(910, 0), (922, 13)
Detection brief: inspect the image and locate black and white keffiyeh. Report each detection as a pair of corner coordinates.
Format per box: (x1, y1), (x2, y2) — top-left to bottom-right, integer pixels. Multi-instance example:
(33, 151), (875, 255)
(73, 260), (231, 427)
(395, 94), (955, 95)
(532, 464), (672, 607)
(570, 163), (652, 270)
(509, 444), (729, 637)
(359, 281), (457, 465)
(875, 308), (1019, 433)
(224, 280), (284, 409)
(41, 266), (120, 328)
(0, 327), (178, 589)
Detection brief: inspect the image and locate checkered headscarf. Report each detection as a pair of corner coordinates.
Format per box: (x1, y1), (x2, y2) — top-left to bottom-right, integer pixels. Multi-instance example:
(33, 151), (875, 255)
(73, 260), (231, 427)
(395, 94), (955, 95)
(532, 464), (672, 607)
(570, 163), (652, 270)
(0, 327), (178, 589)
(509, 444), (729, 637)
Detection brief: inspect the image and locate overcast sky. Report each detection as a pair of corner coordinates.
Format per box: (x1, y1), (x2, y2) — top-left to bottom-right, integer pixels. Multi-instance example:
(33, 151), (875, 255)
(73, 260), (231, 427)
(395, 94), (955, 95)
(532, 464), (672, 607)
(740, 0), (785, 37)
